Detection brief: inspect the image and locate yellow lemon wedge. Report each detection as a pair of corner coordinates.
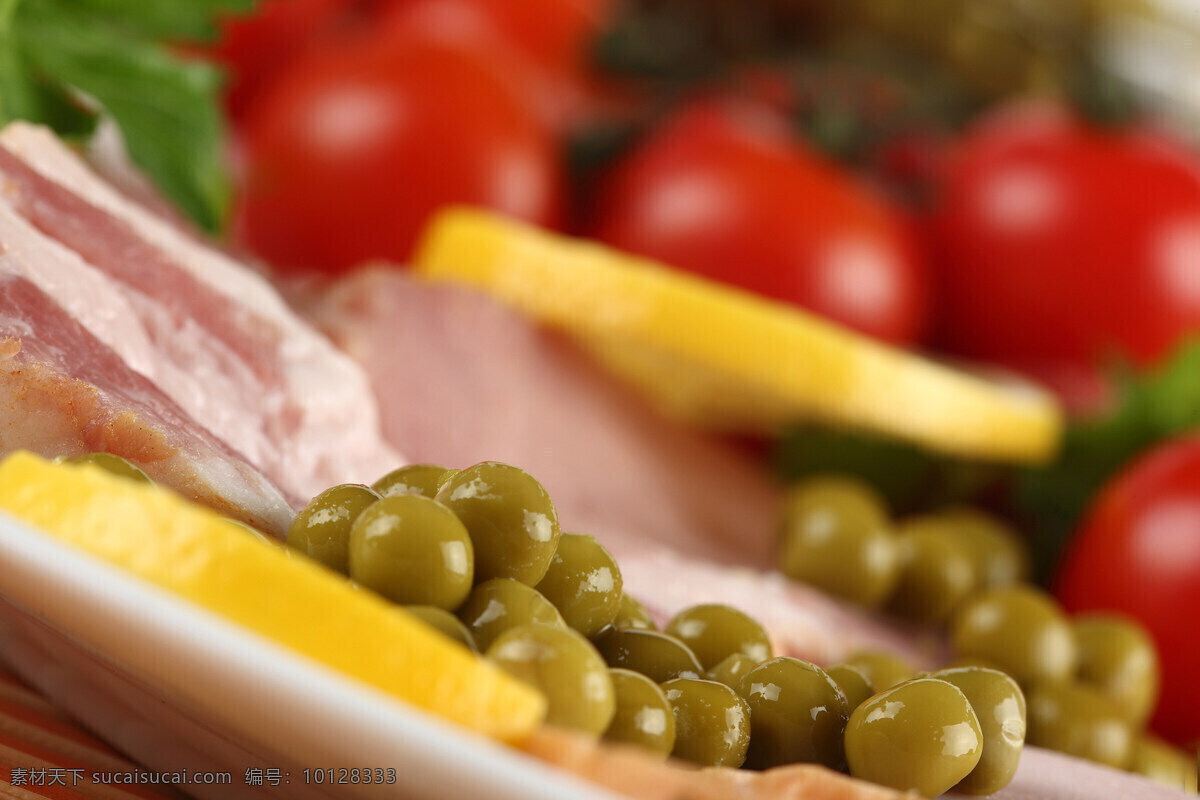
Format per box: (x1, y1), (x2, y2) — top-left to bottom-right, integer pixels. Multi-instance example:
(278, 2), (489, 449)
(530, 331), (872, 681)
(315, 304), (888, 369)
(413, 207), (1062, 463)
(0, 451), (545, 741)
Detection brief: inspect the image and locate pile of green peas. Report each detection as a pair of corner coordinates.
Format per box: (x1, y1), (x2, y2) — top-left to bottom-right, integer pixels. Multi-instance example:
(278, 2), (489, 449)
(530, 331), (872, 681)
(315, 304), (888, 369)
(282, 461), (1033, 797)
(777, 473), (1198, 794)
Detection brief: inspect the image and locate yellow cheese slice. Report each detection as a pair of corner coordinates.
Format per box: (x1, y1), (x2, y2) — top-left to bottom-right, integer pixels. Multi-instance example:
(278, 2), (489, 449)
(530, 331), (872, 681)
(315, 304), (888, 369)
(0, 451), (545, 741)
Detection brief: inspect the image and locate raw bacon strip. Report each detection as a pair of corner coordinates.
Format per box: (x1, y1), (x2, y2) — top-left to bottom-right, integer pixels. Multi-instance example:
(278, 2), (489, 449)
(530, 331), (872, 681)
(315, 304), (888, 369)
(0, 273), (292, 535)
(0, 122), (399, 502)
(302, 267), (783, 569)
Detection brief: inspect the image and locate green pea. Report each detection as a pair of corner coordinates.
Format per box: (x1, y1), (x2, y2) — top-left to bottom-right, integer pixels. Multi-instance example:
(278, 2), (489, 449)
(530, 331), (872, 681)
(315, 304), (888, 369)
(535, 533), (623, 638)
(487, 623), (615, 736)
(287, 483), (381, 574)
(936, 506), (1031, 589)
(735, 657), (849, 771)
(887, 515), (977, 624)
(592, 628), (703, 684)
(661, 678), (751, 768)
(845, 678), (983, 797)
(950, 586), (1076, 687)
(1073, 614), (1160, 728)
(456, 578), (564, 651)
(348, 494), (474, 610)
(612, 592), (657, 631)
(1129, 735), (1199, 793)
(708, 652), (759, 689)
(1026, 682), (1133, 769)
(929, 667), (1026, 796)
(778, 476), (899, 607)
(664, 604), (772, 671)
(223, 518), (279, 547)
(824, 664), (875, 713)
(372, 464), (458, 498)
(436, 462), (560, 585)
(603, 668), (676, 757)
(842, 650), (915, 692)
(402, 605), (478, 652)
(61, 452), (153, 484)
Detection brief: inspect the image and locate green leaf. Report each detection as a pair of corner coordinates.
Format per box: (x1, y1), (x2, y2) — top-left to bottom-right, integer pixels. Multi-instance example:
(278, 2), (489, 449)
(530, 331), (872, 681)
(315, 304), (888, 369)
(1015, 338), (1200, 582)
(47, 0), (255, 42)
(16, 0), (236, 231)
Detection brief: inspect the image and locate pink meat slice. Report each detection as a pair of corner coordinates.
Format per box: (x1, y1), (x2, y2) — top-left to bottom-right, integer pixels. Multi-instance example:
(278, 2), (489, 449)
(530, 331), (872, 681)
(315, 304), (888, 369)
(0, 122), (400, 503)
(0, 272), (292, 533)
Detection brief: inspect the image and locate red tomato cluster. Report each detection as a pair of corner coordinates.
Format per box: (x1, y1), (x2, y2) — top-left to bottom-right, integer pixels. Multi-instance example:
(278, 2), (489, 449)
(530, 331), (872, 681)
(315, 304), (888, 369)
(212, 0), (928, 346)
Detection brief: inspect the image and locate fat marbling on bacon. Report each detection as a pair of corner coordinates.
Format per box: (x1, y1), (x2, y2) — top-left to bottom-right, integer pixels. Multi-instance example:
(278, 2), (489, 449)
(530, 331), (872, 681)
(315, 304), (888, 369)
(0, 121), (399, 519)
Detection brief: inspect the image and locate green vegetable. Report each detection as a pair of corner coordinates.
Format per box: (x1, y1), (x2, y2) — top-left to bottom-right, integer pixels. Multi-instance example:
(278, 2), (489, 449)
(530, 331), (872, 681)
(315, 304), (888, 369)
(0, 0), (252, 232)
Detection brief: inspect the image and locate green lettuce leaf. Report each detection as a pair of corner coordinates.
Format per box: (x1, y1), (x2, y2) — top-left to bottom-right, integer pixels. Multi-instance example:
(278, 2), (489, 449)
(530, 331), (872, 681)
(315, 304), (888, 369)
(1, 0), (254, 232)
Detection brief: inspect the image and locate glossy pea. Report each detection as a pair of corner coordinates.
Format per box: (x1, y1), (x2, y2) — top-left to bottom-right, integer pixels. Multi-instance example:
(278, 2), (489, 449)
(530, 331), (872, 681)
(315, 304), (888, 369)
(887, 515), (977, 624)
(842, 650), (915, 692)
(708, 652), (759, 689)
(372, 464), (458, 498)
(1073, 614), (1160, 728)
(487, 623), (615, 736)
(603, 668), (676, 757)
(287, 483), (381, 574)
(436, 462), (560, 585)
(825, 664), (875, 713)
(735, 657), (849, 771)
(661, 677), (751, 768)
(348, 494), (474, 610)
(535, 533), (623, 638)
(456, 578), (563, 651)
(937, 506), (1031, 589)
(403, 605), (478, 652)
(930, 667), (1027, 796)
(664, 604), (772, 671)
(950, 586), (1076, 687)
(612, 592), (657, 631)
(1026, 682), (1133, 769)
(845, 678), (983, 797)
(778, 476), (899, 607)
(592, 628), (704, 684)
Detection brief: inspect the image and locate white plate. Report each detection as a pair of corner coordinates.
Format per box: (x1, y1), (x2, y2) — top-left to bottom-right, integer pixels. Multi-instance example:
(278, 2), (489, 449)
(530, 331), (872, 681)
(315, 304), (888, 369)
(0, 510), (625, 800)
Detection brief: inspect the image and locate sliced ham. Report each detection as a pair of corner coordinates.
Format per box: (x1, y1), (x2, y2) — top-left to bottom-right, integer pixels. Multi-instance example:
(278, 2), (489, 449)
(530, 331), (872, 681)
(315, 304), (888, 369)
(0, 273), (292, 533)
(0, 122), (399, 504)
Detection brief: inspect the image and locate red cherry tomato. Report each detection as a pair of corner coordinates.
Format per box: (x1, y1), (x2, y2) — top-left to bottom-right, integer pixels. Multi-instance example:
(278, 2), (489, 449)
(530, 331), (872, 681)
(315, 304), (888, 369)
(376, 0), (615, 130)
(933, 102), (1200, 392)
(590, 98), (928, 345)
(210, 0), (357, 125)
(234, 38), (563, 275)
(1055, 435), (1200, 747)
